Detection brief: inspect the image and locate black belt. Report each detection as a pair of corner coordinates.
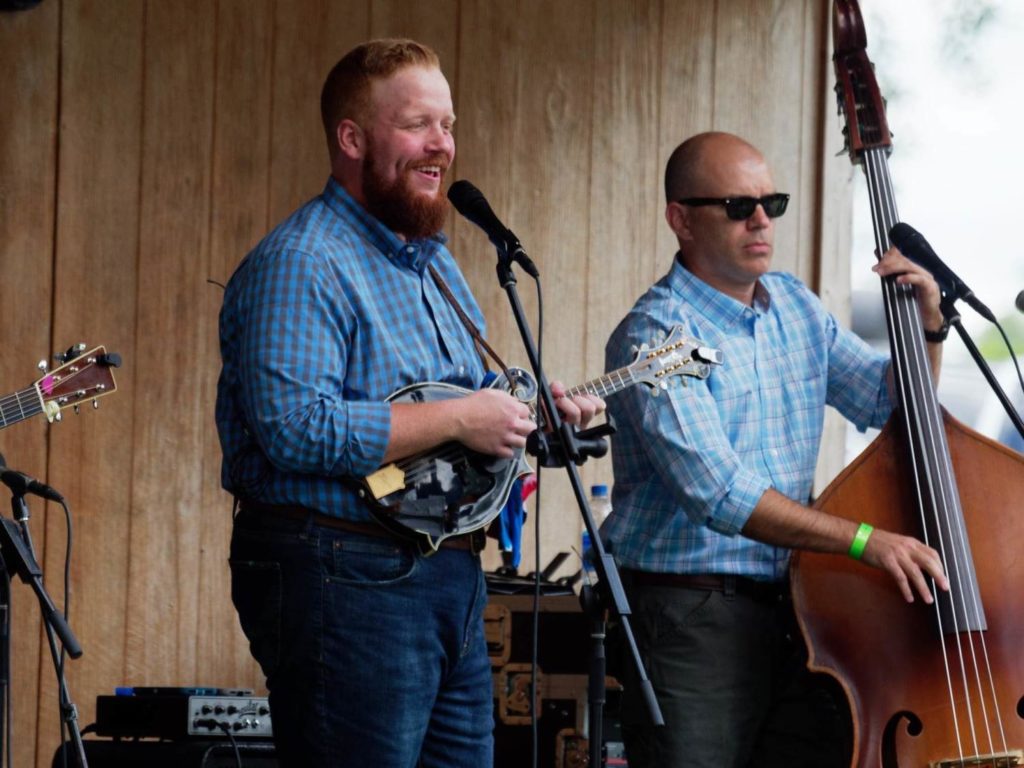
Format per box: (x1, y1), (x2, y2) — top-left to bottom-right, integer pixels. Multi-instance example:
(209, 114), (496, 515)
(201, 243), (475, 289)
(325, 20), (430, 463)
(236, 502), (486, 553)
(624, 570), (787, 602)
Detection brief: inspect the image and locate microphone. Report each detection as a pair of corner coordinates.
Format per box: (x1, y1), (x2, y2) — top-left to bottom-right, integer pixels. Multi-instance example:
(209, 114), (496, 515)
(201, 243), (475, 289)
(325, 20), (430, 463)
(1015, 289), (1024, 314)
(889, 222), (996, 323)
(0, 454), (64, 502)
(447, 180), (539, 277)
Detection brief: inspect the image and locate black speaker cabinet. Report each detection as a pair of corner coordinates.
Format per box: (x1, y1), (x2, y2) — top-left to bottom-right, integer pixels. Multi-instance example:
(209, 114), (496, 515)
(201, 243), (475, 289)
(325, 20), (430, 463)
(52, 738), (278, 767)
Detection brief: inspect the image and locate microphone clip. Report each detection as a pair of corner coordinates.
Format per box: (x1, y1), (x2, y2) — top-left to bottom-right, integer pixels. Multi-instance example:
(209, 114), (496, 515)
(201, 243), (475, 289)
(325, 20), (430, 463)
(526, 421), (616, 468)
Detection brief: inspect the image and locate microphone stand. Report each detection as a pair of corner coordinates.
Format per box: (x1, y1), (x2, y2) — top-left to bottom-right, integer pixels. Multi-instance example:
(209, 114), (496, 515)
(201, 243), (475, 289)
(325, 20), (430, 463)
(939, 293), (1024, 442)
(0, 492), (88, 767)
(490, 250), (663, 768)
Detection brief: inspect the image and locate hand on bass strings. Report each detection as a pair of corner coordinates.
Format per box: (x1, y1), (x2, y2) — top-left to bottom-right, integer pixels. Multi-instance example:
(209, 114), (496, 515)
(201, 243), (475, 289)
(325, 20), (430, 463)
(859, 526), (950, 604)
(872, 246), (945, 333)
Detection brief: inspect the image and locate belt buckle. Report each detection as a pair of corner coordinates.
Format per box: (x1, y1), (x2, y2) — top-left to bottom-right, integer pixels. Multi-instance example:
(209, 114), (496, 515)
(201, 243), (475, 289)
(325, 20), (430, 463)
(722, 574), (738, 599)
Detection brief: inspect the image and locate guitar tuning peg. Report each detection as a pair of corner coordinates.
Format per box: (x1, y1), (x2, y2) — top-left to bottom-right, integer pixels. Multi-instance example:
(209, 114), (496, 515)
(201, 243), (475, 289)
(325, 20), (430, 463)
(37, 359), (48, 372)
(55, 343), (88, 364)
(73, 404), (80, 415)
(629, 344), (639, 355)
(54, 412), (62, 422)
(93, 399), (99, 410)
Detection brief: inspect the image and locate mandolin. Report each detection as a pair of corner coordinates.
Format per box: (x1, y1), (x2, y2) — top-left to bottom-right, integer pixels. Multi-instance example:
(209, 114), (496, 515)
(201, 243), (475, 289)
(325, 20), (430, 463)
(356, 326), (722, 551)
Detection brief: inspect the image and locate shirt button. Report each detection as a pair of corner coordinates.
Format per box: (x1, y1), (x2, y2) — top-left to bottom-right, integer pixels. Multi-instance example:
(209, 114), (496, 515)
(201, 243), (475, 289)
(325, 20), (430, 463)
(405, 246), (415, 254)
(458, 365), (465, 375)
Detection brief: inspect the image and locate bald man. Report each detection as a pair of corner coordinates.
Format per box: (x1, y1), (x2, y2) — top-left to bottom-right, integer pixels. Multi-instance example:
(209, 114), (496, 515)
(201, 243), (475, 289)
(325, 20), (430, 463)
(601, 132), (949, 767)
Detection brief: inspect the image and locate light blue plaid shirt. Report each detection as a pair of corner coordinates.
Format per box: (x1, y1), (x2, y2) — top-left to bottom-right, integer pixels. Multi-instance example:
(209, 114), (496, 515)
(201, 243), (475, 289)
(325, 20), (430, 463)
(216, 177), (486, 521)
(602, 257), (893, 580)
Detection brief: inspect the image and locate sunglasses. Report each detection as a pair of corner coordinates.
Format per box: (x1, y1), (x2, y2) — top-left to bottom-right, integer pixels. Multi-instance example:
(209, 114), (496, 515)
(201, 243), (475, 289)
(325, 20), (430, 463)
(677, 193), (790, 221)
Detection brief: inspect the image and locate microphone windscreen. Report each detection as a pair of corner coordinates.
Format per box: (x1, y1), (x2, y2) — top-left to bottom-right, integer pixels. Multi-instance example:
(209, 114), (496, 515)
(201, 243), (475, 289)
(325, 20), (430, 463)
(447, 180), (485, 216)
(889, 222), (921, 252)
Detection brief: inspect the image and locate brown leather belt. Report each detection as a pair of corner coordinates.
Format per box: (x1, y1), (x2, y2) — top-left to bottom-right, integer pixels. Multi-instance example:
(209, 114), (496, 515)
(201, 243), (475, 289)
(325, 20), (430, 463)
(236, 502), (486, 553)
(624, 570), (787, 602)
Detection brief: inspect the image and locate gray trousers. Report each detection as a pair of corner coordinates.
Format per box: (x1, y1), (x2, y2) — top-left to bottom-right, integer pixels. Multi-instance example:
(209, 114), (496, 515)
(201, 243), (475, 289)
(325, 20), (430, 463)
(615, 578), (848, 768)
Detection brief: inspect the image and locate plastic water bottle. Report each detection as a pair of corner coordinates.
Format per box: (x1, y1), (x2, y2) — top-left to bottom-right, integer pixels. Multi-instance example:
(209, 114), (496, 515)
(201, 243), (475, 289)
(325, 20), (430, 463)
(582, 484), (612, 577)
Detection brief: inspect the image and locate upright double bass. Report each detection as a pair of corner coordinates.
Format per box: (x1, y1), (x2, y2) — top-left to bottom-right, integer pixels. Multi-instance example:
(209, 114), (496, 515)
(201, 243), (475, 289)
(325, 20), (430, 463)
(791, 2), (1024, 766)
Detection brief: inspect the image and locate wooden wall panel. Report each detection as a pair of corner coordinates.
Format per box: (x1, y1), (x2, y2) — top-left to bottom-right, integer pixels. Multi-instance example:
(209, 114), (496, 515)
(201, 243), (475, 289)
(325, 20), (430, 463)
(456, 0), (597, 574)
(371, 0), (458, 66)
(713, 0), (808, 279)
(195, 0), (275, 689)
(812, 3), (857, 491)
(455, 1), (543, 571)
(38, 0), (146, 755)
(654, 1), (716, 267)
(124, 0), (216, 686)
(267, 0), (369, 225)
(0, 2), (843, 764)
(0, 5), (58, 765)
(580, 0), (662, 536)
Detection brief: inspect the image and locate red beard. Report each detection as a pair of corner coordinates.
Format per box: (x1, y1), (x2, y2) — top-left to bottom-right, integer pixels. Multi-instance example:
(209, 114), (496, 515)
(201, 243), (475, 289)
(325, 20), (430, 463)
(362, 145), (450, 240)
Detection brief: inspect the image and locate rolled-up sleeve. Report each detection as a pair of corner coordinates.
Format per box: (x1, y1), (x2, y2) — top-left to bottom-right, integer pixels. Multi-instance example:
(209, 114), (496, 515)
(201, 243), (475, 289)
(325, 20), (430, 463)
(237, 249), (390, 478)
(628, 361), (770, 536)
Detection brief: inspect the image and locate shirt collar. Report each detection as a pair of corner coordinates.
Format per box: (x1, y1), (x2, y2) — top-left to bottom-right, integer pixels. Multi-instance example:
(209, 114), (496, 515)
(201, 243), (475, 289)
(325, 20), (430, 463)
(322, 176), (449, 273)
(669, 252), (772, 328)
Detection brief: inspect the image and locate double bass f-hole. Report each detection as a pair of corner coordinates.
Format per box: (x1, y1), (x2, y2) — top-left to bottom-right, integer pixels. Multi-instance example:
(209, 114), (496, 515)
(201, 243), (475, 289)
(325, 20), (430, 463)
(791, 1), (1024, 767)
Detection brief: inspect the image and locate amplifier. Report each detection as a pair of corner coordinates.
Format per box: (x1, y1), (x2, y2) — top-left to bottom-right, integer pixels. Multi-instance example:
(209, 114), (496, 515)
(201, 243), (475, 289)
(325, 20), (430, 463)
(95, 693), (273, 740)
(53, 739), (278, 768)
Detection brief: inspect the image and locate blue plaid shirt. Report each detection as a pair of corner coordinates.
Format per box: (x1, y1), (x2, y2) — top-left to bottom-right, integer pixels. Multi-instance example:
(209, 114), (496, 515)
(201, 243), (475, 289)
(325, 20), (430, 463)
(216, 177), (487, 521)
(602, 257), (893, 580)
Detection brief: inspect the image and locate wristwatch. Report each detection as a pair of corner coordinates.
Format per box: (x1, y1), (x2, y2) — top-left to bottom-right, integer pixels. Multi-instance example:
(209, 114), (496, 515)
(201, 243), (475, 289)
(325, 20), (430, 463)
(923, 318), (950, 343)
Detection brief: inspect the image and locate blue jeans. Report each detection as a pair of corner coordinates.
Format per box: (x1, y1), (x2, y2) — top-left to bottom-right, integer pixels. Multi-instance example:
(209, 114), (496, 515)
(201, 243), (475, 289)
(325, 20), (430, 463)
(229, 509), (493, 768)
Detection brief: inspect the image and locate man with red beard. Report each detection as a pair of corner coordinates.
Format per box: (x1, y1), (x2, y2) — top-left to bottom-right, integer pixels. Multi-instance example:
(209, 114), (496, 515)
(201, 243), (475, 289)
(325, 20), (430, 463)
(215, 39), (601, 767)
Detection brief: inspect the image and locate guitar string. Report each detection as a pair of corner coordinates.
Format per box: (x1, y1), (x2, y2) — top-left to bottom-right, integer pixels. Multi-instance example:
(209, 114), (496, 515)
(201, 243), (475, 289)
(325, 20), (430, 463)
(0, 388), (44, 423)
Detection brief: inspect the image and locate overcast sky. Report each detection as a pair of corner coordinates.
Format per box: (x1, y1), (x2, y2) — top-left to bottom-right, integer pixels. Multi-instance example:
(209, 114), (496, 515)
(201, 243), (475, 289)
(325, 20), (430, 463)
(845, 0), (1024, 446)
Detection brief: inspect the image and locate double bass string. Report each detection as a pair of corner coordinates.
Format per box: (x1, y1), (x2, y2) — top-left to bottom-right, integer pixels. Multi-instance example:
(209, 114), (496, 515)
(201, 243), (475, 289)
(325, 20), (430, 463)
(863, 146), (1012, 766)
(863, 150), (969, 762)
(864, 145), (979, 764)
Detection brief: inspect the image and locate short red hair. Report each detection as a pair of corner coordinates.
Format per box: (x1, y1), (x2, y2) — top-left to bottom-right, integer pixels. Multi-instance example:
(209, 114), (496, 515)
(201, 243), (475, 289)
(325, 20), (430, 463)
(320, 38), (441, 143)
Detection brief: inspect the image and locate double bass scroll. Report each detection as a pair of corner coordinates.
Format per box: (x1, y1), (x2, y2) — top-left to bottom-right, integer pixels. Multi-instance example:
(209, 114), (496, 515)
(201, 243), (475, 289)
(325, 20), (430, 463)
(790, 2), (1024, 766)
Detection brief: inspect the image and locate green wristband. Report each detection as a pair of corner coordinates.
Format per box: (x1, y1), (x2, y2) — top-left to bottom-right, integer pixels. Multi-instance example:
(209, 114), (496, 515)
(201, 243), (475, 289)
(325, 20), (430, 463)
(848, 522), (873, 560)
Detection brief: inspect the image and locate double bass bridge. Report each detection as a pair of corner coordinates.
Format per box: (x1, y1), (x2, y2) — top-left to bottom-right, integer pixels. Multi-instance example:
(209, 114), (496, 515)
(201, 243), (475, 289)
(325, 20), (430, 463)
(930, 750), (1023, 768)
